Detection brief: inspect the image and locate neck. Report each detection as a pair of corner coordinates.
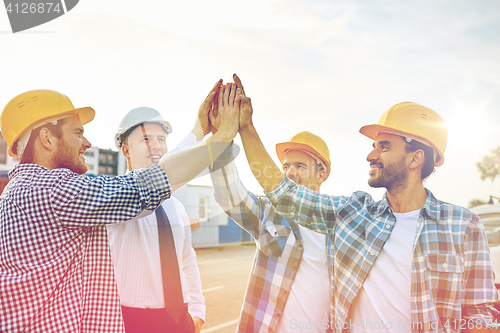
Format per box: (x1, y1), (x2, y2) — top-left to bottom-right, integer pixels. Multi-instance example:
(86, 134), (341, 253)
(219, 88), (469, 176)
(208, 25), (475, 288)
(386, 181), (427, 213)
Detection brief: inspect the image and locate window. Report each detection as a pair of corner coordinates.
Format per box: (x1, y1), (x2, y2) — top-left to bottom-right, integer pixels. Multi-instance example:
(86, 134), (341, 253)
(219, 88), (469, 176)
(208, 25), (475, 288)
(85, 151), (94, 157)
(199, 195), (210, 222)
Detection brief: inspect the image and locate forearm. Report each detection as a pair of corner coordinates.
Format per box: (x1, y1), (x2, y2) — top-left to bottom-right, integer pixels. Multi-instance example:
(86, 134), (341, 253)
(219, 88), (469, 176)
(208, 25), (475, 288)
(211, 149), (264, 237)
(265, 176), (340, 236)
(239, 123), (284, 192)
(160, 129), (233, 192)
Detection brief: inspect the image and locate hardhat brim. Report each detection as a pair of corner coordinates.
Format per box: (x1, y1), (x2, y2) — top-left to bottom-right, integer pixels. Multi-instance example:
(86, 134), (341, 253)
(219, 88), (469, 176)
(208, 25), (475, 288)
(8, 106), (95, 157)
(359, 124), (444, 167)
(276, 142), (331, 179)
(114, 120), (172, 150)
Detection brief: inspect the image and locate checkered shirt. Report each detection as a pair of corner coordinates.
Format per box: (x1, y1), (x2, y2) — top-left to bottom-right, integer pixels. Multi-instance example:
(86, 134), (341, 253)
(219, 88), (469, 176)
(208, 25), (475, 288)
(210, 145), (331, 333)
(266, 177), (498, 333)
(0, 163), (170, 333)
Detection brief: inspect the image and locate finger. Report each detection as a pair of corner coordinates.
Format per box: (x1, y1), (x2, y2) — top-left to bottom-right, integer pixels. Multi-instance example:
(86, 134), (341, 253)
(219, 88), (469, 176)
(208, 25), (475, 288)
(209, 109), (216, 125)
(228, 83), (237, 108)
(213, 92), (219, 114)
(218, 84), (224, 108)
(223, 83), (231, 108)
(235, 88), (242, 107)
(202, 92), (216, 111)
(207, 79), (222, 98)
(233, 73), (246, 96)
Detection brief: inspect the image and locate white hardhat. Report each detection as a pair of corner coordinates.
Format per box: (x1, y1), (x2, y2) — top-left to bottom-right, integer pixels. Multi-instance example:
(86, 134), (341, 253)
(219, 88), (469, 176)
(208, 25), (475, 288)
(115, 107), (172, 150)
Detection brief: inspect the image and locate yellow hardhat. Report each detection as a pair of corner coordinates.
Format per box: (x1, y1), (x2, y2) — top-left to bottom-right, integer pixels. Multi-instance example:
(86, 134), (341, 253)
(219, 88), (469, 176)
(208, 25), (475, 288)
(359, 102), (448, 167)
(276, 131), (331, 179)
(1, 89), (95, 157)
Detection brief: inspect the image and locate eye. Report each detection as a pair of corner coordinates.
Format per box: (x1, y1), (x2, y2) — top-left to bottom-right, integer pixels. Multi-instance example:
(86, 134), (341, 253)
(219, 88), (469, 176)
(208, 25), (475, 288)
(282, 166), (289, 171)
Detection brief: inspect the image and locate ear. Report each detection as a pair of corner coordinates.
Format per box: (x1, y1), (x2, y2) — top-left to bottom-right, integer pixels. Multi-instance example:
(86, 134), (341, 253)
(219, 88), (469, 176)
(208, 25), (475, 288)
(39, 127), (56, 152)
(121, 143), (134, 171)
(408, 150), (425, 171)
(121, 144), (130, 159)
(317, 169), (327, 183)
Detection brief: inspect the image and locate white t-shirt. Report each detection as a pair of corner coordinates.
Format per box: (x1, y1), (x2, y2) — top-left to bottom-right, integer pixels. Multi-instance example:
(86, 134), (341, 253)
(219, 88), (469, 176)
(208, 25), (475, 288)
(348, 209), (420, 332)
(277, 225), (331, 333)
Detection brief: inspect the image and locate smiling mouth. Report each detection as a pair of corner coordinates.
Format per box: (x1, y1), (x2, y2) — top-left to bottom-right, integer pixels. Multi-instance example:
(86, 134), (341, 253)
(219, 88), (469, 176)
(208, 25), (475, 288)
(369, 163), (382, 175)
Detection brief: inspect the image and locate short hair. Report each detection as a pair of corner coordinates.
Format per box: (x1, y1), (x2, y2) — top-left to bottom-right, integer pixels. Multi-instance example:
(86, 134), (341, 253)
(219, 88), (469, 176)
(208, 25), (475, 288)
(20, 119), (66, 164)
(403, 137), (435, 180)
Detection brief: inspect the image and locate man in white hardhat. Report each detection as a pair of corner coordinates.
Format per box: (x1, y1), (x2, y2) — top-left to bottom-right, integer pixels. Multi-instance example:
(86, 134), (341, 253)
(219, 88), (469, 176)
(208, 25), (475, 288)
(0, 82), (241, 333)
(236, 96), (498, 332)
(107, 106), (205, 333)
(209, 74), (332, 333)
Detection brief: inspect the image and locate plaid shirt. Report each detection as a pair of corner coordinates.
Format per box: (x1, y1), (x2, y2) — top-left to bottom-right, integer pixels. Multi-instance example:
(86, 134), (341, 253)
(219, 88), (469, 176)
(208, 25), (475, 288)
(210, 145), (331, 333)
(0, 163), (170, 333)
(266, 177), (498, 333)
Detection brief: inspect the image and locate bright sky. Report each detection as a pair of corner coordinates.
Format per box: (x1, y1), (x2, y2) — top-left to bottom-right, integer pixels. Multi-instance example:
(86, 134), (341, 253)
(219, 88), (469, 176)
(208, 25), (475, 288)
(1, 0), (499, 207)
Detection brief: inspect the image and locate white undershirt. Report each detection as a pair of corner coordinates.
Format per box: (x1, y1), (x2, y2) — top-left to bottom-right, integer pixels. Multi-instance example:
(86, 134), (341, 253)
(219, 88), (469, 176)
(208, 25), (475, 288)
(277, 225), (331, 333)
(348, 209), (420, 332)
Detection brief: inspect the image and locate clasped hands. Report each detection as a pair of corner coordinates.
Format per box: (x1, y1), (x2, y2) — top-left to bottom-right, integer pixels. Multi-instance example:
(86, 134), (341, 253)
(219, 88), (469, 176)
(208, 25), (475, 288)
(193, 73), (253, 142)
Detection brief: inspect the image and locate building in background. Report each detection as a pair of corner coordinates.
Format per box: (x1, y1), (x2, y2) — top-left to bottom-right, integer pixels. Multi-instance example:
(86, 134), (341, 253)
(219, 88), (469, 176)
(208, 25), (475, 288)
(84, 147), (127, 176)
(172, 184), (251, 247)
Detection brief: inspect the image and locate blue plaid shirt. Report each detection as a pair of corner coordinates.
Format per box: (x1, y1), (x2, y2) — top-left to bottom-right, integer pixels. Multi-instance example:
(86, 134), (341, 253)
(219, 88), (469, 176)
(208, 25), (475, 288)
(266, 177), (498, 332)
(210, 145), (331, 332)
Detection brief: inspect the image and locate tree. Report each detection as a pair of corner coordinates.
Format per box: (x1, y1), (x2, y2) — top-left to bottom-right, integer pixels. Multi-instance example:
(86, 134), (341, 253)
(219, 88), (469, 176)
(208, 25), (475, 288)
(477, 146), (500, 181)
(468, 199), (488, 209)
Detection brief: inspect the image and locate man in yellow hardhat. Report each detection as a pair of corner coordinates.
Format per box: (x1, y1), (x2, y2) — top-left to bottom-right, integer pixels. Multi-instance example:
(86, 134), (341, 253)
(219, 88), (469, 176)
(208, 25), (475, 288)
(233, 89), (498, 332)
(0, 83), (241, 333)
(209, 75), (332, 332)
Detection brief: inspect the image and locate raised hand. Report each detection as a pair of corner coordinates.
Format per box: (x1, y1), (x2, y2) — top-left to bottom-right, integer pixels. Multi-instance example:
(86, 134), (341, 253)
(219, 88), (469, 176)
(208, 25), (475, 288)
(213, 83), (241, 141)
(192, 79), (222, 140)
(233, 74), (253, 131)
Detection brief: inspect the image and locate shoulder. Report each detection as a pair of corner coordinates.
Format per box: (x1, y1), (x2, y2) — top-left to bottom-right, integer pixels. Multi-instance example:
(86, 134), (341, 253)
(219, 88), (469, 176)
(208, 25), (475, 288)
(162, 197), (189, 219)
(426, 192), (478, 227)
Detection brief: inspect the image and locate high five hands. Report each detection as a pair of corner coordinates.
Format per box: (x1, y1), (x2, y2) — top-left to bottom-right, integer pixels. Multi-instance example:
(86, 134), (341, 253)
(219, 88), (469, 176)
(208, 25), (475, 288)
(207, 73), (253, 136)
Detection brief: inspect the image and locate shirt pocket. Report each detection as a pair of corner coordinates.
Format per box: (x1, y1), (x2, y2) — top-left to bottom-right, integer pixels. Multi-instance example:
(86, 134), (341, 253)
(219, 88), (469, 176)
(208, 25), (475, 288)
(258, 220), (291, 257)
(425, 253), (464, 304)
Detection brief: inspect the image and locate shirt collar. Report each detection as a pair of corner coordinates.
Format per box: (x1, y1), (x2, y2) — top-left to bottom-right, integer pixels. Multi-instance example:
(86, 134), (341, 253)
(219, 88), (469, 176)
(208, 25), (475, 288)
(9, 163), (48, 179)
(374, 188), (440, 222)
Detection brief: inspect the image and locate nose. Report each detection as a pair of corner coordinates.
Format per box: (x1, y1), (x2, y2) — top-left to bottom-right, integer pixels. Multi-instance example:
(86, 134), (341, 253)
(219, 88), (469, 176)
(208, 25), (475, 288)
(366, 146), (378, 162)
(83, 136), (91, 149)
(286, 166), (298, 179)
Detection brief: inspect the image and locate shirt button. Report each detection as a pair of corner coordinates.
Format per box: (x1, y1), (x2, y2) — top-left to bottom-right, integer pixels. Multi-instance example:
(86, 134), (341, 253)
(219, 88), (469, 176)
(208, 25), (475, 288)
(370, 251), (376, 256)
(341, 310), (346, 316)
(385, 224), (391, 229)
(355, 281), (360, 287)
(442, 263), (448, 269)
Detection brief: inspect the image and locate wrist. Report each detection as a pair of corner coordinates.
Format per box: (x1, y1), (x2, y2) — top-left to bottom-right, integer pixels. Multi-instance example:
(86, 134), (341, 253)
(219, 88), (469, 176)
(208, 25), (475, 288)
(210, 128), (235, 142)
(191, 127), (205, 141)
(239, 122), (255, 136)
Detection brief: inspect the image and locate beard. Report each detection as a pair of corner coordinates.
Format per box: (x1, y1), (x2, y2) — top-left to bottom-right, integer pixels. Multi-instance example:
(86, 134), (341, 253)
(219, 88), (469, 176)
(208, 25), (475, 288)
(52, 138), (88, 175)
(368, 157), (408, 192)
